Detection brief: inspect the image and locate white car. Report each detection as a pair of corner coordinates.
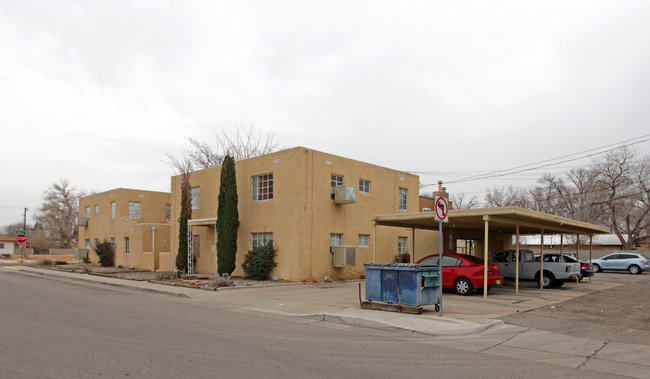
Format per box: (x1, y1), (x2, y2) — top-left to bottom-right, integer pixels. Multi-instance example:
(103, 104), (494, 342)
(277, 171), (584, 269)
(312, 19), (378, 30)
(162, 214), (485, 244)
(591, 253), (650, 274)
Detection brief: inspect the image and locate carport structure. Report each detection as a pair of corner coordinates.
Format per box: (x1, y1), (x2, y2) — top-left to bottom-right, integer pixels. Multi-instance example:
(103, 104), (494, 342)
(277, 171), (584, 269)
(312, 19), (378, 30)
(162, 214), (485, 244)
(372, 206), (610, 298)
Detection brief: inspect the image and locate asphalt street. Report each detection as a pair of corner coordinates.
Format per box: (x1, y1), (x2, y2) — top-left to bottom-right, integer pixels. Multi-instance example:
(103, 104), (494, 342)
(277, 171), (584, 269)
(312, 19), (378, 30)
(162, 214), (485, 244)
(0, 269), (628, 379)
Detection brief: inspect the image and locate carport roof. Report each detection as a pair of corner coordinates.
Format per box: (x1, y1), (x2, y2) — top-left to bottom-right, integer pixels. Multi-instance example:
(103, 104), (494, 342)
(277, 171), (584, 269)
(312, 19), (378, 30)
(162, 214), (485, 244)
(372, 206), (609, 236)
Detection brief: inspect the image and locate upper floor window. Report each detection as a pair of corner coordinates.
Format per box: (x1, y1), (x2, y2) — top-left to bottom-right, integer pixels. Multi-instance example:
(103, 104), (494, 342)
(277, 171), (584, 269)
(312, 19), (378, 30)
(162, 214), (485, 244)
(252, 232), (273, 249)
(359, 179), (370, 193)
(128, 201), (141, 219)
(399, 188), (408, 210)
(94, 205), (99, 213)
(165, 204), (171, 219)
(85, 207), (91, 218)
(110, 202), (116, 219)
(252, 173), (274, 202)
(331, 174), (343, 188)
(191, 187), (200, 209)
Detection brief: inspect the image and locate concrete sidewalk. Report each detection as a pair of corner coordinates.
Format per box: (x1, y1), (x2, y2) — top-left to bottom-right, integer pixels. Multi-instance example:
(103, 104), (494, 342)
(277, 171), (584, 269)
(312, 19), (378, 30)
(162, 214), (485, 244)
(3, 264), (649, 377)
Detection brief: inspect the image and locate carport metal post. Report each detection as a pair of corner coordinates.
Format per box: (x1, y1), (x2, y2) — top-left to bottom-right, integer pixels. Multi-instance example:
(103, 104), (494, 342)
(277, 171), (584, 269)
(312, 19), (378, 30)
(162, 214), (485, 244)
(483, 218), (489, 299)
(515, 224), (520, 294)
(589, 235), (593, 282)
(539, 229), (544, 290)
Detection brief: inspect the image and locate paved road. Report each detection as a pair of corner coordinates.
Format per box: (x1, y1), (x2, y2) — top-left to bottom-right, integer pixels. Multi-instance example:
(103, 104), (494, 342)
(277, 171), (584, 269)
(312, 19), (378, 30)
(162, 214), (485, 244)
(0, 270), (623, 378)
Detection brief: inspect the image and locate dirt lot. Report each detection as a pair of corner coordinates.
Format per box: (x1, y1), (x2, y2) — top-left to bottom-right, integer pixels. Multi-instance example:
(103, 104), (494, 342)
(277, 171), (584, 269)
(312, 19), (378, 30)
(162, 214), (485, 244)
(500, 272), (650, 345)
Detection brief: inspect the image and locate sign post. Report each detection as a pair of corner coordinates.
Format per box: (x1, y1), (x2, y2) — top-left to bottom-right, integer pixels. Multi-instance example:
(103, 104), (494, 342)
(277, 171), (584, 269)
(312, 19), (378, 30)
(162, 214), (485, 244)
(433, 195), (449, 317)
(16, 230), (26, 265)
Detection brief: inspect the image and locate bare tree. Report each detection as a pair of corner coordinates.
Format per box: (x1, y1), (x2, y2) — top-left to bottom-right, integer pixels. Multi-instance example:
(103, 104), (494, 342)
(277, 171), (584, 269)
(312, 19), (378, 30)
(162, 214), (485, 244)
(485, 185), (529, 207)
(164, 125), (279, 174)
(450, 192), (479, 209)
(34, 179), (82, 248)
(592, 147), (650, 249)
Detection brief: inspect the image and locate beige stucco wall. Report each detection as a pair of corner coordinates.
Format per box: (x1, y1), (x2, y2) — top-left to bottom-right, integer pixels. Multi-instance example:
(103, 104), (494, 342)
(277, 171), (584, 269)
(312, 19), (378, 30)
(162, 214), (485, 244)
(78, 189), (171, 269)
(170, 147), (426, 281)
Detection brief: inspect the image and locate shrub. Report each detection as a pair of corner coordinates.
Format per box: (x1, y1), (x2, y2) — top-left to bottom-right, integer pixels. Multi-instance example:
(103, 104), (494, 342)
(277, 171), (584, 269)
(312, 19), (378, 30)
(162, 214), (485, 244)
(94, 240), (115, 267)
(242, 242), (277, 281)
(82, 256), (90, 264)
(211, 276), (233, 287)
(38, 259), (53, 265)
(155, 270), (180, 281)
(54, 261), (67, 265)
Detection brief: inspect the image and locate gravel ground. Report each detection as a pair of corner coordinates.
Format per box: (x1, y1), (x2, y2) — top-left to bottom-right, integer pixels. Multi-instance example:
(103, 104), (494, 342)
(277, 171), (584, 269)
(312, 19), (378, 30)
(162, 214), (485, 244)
(500, 272), (650, 345)
(32, 263), (288, 287)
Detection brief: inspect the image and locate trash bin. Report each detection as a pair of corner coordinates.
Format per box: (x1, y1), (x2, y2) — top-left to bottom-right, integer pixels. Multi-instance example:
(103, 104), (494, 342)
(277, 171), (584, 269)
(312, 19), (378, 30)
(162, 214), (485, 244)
(364, 263), (440, 307)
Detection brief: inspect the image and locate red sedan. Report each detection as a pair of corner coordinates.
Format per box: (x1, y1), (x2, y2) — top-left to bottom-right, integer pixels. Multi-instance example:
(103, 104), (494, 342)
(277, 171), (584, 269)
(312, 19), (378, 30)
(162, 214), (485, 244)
(416, 253), (503, 295)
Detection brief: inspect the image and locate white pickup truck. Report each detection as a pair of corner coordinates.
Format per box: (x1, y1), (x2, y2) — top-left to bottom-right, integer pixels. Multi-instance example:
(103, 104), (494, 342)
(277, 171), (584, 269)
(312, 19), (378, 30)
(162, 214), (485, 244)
(489, 249), (580, 288)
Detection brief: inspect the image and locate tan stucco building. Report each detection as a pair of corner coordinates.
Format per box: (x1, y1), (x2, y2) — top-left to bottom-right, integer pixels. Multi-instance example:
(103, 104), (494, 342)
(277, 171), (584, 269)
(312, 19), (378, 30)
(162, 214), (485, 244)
(171, 147), (425, 281)
(78, 188), (171, 270)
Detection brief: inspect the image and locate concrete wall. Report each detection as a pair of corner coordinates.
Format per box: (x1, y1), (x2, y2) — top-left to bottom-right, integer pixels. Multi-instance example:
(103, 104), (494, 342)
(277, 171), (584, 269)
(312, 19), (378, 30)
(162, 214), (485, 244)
(78, 189), (171, 270)
(170, 147), (423, 281)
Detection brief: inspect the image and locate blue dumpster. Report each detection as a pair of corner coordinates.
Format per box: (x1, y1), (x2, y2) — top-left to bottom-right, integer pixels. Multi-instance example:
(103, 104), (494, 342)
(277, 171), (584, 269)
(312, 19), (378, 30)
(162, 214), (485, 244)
(364, 263), (440, 307)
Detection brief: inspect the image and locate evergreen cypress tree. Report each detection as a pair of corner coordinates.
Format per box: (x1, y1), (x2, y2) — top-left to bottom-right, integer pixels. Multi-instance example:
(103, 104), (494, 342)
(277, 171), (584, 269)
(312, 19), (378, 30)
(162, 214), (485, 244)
(176, 174), (192, 272)
(217, 155), (239, 275)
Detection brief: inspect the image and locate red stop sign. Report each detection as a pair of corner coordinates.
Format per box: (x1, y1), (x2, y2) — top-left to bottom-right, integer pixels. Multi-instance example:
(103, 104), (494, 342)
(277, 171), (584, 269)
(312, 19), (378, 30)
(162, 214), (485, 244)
(16, 234), (27, 245)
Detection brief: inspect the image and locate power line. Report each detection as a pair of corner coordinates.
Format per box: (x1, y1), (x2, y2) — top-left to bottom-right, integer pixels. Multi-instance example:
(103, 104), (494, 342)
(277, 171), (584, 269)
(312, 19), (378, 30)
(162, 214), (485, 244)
(419, 134), (650, 187)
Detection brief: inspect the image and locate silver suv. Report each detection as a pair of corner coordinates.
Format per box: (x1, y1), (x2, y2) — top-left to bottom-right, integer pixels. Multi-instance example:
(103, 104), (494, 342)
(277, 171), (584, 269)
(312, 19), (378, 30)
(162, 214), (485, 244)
(591, 253), (650, 274)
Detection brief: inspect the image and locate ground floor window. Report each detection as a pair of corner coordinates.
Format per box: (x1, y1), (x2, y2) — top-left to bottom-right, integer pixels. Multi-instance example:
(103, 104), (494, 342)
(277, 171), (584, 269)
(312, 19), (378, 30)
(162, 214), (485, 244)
(398, 236), (408, 256)
(330, 233), (343, 246)
(358, 234), (370, 247)
(252, 232), (273, 249)
(124, 237), (130, 255)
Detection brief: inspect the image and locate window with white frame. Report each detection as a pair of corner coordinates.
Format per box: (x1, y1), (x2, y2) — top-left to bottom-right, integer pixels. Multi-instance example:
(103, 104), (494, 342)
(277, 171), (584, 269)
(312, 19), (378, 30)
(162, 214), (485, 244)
(191, 187), (200, 209)
(124, 237), (130, 255)
(0, 243), (4, 249)
(359, 179), (370, 193)
(399, 188), (408, 210)
(331, 174), (343, 188)
(251, 232), (273, 249)
(110, 237), (115, 247)
(111, 201), (116, 219)
(85, 239), (90, 249)
(252, 173), (274, 202)
(94, 205), (99, 213)
(85, 207), (90, 218)
(398, 236), (408, 256)
(94, 238), (99, 247)
(330, 233), (343, 246)
(128, 201), (141, 219)
(358, 234), (370, 247)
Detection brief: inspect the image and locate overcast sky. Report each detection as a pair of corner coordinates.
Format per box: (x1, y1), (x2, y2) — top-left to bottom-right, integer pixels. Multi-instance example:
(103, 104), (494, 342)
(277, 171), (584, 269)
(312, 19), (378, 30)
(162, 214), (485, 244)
(2, 0), (650, 226)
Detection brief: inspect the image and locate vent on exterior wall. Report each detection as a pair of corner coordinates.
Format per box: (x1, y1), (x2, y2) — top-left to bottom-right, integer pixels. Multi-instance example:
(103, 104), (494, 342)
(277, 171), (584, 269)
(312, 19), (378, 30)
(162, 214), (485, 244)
(422, 208), (432, 212)
(77, 217), (88, 226)
(331, 245), (356, 267)
(333, 185), (356, 204)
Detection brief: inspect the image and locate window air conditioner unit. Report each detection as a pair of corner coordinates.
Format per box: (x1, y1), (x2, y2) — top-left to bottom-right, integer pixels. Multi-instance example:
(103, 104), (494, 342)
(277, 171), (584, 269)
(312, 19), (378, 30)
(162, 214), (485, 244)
(78, 217), (88, 226)
(331, 245), (356, 267)
(333, 185), (355, 204)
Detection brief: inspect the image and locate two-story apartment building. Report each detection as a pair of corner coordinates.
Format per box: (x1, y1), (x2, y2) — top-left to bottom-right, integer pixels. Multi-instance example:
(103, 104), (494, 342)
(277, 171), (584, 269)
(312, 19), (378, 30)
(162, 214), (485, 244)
(78, 188), (171, 270)
(170, 147), (428, 281)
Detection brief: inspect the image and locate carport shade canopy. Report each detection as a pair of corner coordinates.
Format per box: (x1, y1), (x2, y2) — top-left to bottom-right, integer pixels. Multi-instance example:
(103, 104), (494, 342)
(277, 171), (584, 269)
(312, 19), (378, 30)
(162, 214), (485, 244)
(372, 206), (610, 298)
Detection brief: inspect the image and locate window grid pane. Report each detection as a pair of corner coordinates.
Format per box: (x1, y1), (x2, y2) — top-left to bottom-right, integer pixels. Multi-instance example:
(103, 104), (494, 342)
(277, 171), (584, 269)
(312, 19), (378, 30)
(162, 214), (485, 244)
(331, 175), (343, 188)
(399, 188), (408, 210)
(128, 201), (141, 219)
(359, 179), (370, 193)
(124, 237), (130, 254)
(252, 173), (274, 202)
(330, 233), (343, 246)
(191, 187), (200, 209)
(398, 237), (407, 255)
(358, 234), (369, 247)
(252, 232), (273, 249)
